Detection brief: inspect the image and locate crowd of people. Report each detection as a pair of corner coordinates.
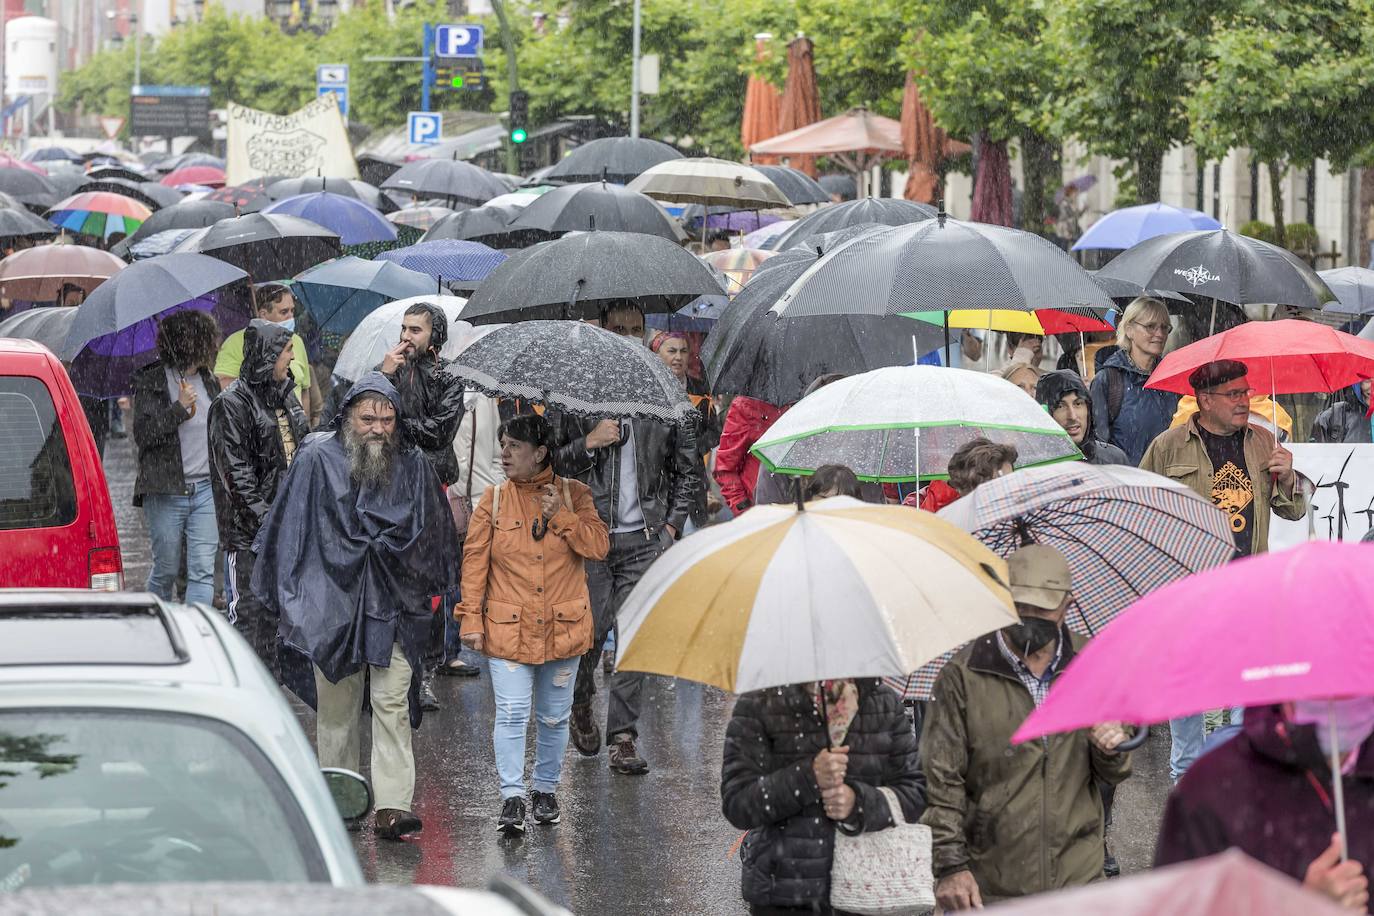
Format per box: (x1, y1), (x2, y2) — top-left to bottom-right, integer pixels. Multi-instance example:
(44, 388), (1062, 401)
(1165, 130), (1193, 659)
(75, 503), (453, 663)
(111, 276), (1374, 914)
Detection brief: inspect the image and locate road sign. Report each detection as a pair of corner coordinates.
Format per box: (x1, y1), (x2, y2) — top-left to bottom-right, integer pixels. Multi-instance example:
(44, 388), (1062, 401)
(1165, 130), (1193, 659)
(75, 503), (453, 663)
(408, 111), (443, 146)
(316, 63), (349, 87)
(130, 85), (212, 138)
(434, 24), (483, 58)
(318, 85), (348, 118)
(99, 116), (125, 139)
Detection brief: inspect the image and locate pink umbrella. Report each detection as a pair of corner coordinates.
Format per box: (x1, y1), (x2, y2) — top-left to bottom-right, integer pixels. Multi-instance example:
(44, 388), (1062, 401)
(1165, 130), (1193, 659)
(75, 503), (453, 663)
(1013, 542), (1374, 854)
(161, 166), (226, 188)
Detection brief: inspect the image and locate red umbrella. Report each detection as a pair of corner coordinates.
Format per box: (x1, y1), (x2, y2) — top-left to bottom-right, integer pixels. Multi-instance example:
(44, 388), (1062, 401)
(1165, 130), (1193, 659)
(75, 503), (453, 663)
(161, 166), (226, 188)
(741, 34), (782, 165)
(989, 850), (1347, 916)
(1146, 319), (1374, 397)
(0, 242), (125, 300)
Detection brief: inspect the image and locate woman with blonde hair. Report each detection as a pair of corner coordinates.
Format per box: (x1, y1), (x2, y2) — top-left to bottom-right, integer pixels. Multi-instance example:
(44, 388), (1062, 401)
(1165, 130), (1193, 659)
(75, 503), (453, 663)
(1088, 296), (1180, 464)
(995, 361), (1042, 397)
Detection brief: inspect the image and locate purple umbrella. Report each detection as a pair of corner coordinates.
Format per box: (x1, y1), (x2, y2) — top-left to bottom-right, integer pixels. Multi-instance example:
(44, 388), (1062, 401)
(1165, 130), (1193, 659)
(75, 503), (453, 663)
(262, 192), (397, 245)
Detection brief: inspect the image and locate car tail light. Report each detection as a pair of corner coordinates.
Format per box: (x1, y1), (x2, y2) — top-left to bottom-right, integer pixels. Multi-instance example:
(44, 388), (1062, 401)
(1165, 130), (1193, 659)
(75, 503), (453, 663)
(89, 547), (123, 591)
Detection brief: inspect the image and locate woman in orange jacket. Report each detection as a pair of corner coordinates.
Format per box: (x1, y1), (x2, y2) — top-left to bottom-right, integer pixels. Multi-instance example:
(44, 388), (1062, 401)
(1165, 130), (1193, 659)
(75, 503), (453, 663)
(457, 413), (609, 836)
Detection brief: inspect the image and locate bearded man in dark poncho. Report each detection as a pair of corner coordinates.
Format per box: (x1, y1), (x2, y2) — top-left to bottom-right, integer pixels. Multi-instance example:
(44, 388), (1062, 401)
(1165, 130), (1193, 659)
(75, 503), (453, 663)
(252, 371), (458, 841)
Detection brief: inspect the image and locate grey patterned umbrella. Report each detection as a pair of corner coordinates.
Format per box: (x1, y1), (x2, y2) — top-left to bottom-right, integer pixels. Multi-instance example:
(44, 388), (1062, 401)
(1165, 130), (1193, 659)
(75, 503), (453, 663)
(771, 216), (1114, 319)
(772, 197), (936, 250)
(460, 230), (723, 324)
(381, 159), (508, 207)
(452, 319), (694, 423)
(505, 181), (685, 243)
(420, 203), (523, 246)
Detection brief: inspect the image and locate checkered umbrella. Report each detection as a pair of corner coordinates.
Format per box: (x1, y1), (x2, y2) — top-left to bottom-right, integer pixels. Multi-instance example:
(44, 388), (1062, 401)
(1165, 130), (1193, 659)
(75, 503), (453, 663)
(884, 463), (1237, 700)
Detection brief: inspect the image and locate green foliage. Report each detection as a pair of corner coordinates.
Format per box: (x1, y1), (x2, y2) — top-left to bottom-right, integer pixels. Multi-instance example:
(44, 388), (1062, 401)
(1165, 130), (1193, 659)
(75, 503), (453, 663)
(1284, 221), (1319, 252)
(1239, 219), (1275, 242)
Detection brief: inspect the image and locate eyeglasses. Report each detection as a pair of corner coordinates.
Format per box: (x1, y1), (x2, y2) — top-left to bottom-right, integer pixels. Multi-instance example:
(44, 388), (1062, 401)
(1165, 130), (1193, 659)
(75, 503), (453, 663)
(1200, 386), (1254, 402)
(1131, 320), (1171, 336)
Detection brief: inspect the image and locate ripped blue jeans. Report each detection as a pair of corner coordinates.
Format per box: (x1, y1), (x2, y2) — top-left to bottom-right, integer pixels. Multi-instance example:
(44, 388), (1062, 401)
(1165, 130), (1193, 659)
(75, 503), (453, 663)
(488, 655), (579, 799)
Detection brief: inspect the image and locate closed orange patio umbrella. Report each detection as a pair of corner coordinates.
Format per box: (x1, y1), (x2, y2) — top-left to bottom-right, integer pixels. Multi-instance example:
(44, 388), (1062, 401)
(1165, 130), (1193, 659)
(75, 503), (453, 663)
(741, 34), (782, 165)
(900, 70), (969, 204)
(775, 35), (823, 177)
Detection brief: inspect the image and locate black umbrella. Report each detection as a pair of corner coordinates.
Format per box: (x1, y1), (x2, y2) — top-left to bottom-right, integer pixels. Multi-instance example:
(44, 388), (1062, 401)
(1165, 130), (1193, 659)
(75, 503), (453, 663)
(84, 165), (150, 184)
(453, 319), (694, 423)
(265, 177), (396, 213)
(75, 178), (183, 211)
(357, 153), (403, 187)
(1088, 271), (1190, 305)
(0, 206), (57, 240)
(505, 182), (685, 244)
(770, 216), (1113, 319)
(460, 230), (723, 324)
(154, 152), (225, 174)
(40, 165), (87, 198)
(541, 136), (683, 185)
(818, 174), (857, 201)
(753, 165), (831, 206)
(702, 247), (944, 404)
(110, 199), (238, 259)
(381, 159), (508, 207)
(420, 204), (524, 246)
(175, 212), (342, 281)
(0, 167), (58, 210)
(1095, 229), (1334, 310)
(772, 197), (936, 250)
(0, 304), (75, 352)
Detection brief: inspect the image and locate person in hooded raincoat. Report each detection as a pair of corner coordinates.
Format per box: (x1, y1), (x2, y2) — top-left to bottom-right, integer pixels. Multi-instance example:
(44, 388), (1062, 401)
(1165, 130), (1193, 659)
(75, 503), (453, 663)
(250, 372), (459, 841)
(208, 319), (309, 684)
(1036, 370), (1129, 466)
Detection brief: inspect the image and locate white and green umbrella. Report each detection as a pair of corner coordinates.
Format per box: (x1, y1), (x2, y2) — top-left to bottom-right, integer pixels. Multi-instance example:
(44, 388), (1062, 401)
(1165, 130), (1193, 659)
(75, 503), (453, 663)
(750, 365), (1081, 482)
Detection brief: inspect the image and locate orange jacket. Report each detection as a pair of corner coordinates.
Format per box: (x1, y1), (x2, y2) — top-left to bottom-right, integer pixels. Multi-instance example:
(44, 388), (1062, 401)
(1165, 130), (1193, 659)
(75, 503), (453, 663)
(457, 467), (609, 665)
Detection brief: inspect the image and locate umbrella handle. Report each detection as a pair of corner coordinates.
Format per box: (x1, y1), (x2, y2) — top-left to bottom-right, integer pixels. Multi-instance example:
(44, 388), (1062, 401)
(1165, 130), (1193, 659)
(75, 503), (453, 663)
(1116, 725), (1149, 752)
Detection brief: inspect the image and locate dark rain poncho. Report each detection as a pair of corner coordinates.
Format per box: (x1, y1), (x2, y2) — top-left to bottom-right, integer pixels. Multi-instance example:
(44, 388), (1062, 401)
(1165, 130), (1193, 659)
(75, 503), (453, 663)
(251, 372), (459, 683)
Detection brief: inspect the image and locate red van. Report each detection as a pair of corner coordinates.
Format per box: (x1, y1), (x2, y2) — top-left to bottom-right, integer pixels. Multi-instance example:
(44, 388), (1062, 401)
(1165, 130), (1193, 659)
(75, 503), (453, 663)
(0, 339), (122, 589)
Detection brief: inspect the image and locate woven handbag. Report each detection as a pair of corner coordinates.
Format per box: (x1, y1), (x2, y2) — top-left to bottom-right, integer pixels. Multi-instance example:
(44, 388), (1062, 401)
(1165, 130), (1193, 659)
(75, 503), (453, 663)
(829, 786), (935, 916)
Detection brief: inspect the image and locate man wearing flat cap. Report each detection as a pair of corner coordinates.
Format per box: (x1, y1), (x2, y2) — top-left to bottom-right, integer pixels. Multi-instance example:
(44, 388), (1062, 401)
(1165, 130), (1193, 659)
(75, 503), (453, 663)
(921, 545), (1132, 909)
(1139, 359), (1308, 778)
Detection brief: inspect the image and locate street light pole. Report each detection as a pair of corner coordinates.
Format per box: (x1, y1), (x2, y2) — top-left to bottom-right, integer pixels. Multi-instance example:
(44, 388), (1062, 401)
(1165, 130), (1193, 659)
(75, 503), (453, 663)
(133, 11), (142, 90)
(489, 0), (521, 175)
(629, 0), (641, 138)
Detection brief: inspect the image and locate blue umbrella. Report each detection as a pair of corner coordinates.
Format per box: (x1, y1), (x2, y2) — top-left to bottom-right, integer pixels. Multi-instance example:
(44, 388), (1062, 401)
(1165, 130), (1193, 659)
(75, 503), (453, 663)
(374, 239), (508, 293)
(294, 255), (438, 334)
(1072, 202), (1223, 251)
(261, 192), (397, 246)
(59, 253), (252, 397)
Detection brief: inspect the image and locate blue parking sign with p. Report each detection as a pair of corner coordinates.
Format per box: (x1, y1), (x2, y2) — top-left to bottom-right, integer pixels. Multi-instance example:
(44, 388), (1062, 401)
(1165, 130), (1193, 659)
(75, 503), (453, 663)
(435, 24), (483, 57)
(409, 111), (443, 146)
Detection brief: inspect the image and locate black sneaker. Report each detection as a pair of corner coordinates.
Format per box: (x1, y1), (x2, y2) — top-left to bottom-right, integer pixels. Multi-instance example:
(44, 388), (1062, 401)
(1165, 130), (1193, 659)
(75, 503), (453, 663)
(419, 673), (440, 711)
(1104, 852), (1120, 878)
(497, 796), (526, 835)
(530, 791), (560, 825)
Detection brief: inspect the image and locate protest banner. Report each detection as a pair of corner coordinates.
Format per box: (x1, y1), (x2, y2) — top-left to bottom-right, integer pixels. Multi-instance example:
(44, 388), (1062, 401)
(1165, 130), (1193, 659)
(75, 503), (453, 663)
(1270, 443), (1374, 551)
(225, 95), (358, 185)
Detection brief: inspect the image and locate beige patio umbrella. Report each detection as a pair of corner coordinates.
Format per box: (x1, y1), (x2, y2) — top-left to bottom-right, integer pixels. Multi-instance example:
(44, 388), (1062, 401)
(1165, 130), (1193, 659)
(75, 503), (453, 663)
(750, 107), (904, 198)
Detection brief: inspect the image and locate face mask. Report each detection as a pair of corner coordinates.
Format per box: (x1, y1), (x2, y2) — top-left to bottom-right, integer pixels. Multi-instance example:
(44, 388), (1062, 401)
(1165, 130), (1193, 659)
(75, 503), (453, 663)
(1001, 615), (1060, 656)
(1290, 698), (1374, 757)
(276, 317), (296, 333)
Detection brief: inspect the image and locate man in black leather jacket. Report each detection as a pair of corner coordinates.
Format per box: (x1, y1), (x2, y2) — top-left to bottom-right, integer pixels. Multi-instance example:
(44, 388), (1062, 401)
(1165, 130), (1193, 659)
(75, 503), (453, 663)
(208, 320), (310, 680)
(552, 305), (699, 775)
(378, 301), (468, 706)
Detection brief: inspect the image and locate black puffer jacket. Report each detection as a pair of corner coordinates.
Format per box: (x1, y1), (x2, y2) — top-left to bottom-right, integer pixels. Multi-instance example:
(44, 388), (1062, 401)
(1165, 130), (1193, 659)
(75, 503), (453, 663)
(552, 414), (699, 537)
(208, 320), (309, 550)
(130, 360), (220, 506)
(377, 302), (465, 485)
(721, 681), (926, 909)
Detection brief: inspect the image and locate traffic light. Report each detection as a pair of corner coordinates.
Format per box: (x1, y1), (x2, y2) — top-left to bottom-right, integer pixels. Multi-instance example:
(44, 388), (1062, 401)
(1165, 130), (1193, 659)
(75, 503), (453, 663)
(509, 90), (529, 144)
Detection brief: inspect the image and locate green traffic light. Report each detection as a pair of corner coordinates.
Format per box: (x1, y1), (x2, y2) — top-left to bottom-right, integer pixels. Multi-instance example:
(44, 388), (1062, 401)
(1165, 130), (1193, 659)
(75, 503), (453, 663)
(451, 74), (464, 88)
(511, 128), (528, 144)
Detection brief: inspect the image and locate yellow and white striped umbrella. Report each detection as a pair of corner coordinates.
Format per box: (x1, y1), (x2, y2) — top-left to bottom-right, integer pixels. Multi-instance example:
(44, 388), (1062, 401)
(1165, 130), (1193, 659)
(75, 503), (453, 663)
(616, 496), (1016, 694)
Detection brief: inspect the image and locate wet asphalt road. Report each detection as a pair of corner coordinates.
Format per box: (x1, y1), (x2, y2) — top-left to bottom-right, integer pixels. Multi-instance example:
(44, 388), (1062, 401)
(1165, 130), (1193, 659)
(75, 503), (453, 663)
(103, 426), (1174, 913)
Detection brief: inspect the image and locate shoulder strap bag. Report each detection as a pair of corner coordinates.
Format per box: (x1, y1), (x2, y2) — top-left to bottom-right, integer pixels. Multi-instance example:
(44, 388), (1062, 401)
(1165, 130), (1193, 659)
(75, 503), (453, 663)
(828, 786), (935, 915)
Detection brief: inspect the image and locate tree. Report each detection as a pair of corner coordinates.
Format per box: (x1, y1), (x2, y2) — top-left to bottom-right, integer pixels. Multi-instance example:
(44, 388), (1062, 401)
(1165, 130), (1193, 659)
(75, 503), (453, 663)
(907, 0), (1061, 231)
(1044, 0), (1213, 205)
(1188, 0), (1374, 245)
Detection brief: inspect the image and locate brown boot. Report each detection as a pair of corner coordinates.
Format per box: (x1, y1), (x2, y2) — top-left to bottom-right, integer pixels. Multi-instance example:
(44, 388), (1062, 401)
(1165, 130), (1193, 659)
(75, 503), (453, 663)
(570, 701), (600, 756)
(608, 732), (649, 775)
